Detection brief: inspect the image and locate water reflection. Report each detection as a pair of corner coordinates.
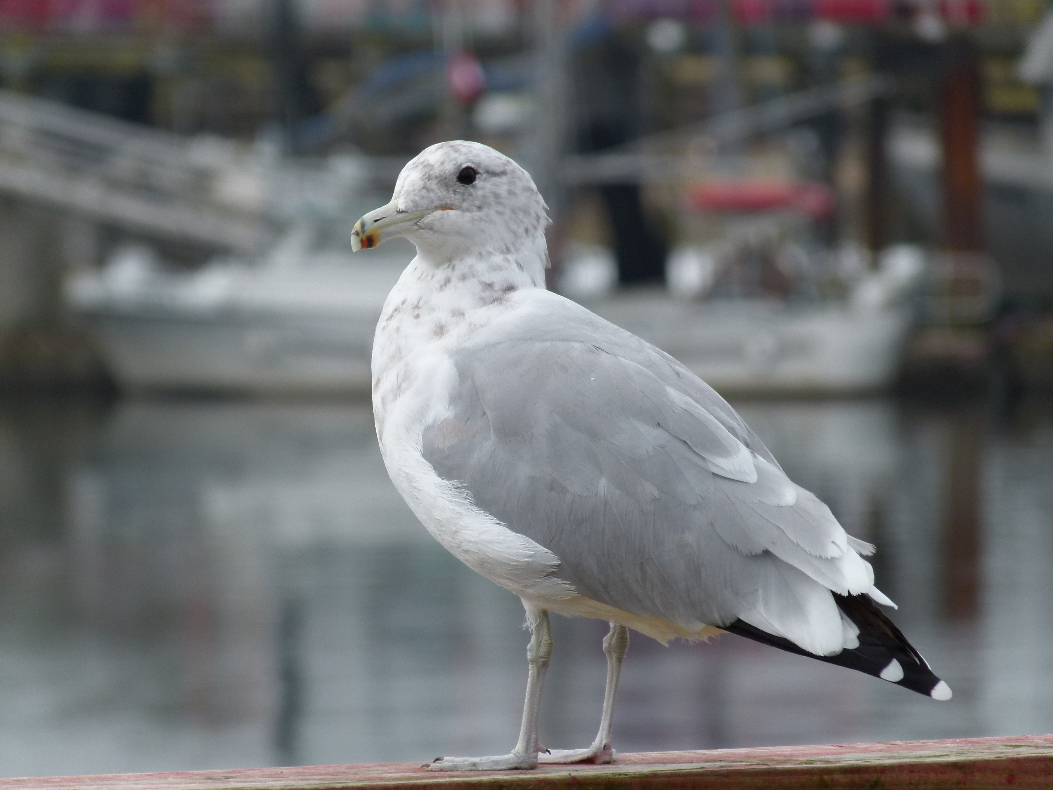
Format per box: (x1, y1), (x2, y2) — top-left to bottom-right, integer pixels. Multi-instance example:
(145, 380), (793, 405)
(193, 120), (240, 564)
(0, 395), (1051, 778)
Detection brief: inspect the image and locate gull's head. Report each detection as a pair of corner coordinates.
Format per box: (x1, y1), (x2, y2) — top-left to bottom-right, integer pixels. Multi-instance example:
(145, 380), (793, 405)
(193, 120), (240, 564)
(351, 141), (549, 265)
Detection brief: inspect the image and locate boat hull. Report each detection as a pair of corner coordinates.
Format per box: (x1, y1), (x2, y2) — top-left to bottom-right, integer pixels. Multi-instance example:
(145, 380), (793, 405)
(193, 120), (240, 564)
(79, 295), (909, 397)
(595, 294), (910, 396)
(82, 307), (376, 395)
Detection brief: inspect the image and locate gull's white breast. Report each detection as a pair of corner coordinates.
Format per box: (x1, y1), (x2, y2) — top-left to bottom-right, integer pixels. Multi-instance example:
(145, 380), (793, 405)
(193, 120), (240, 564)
(372, 264), (575, 604)
(374, 346), (576, 603)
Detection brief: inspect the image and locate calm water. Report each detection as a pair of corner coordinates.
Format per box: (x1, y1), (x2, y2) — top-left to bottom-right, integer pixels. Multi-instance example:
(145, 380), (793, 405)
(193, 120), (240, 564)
(0, 394), (1051, 778)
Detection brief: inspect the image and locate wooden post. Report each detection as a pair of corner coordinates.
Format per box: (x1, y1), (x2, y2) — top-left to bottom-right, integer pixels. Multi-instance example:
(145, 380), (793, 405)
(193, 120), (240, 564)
(3, 735), (1052, 789)
(865, 92), (889, 256)
(939, 38), (984, 253)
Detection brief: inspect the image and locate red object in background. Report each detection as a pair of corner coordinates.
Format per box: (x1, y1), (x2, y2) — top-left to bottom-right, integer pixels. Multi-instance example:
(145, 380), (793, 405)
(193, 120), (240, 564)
(685, 179), (836, 220)
(0, 0), (50, 27)
(0, 0), (210, 30)
(733, 0), (776, 25)
(447, 50), (486, 106)
(938, 0), (984, 26)
(811, 0), (891, 24)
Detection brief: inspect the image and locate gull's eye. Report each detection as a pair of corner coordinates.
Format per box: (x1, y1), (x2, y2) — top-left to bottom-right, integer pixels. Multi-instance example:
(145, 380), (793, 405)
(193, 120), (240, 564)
(457, 166), (478, 185)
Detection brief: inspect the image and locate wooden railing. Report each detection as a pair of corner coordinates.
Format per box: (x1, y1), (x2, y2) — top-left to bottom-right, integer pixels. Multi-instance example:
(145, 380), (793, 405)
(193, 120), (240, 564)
(3, 735), (1051, 789)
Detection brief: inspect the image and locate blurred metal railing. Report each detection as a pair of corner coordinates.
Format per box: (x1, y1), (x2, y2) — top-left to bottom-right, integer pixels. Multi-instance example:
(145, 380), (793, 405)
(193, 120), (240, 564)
(0, 76), (890, 248)
(327, 77), (896, 189)
(560, 76), (892, 185)
(0, 89), (277, 250)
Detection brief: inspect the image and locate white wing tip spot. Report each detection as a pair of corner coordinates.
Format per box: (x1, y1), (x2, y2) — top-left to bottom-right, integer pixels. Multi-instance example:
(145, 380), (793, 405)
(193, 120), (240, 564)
(879, 658), (904, 682)
(930, 680), (953, 701)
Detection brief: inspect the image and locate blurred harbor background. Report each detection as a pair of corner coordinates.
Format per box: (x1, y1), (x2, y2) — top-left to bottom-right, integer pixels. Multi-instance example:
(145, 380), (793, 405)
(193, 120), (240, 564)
(1, 0), (1053, 779)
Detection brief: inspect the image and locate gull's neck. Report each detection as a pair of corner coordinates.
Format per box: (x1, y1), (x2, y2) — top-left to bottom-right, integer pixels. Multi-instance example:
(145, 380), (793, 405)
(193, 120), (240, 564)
(371, 246), (545, 431)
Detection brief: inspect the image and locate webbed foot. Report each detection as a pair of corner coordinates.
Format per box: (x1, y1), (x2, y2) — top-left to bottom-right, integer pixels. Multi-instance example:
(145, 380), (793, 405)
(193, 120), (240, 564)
(426, 751), (539, 771)
(538, 743), (615, 764)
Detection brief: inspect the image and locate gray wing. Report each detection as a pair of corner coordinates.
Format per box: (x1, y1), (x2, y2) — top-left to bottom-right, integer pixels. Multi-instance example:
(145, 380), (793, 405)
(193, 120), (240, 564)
(422, 296), (877, 656)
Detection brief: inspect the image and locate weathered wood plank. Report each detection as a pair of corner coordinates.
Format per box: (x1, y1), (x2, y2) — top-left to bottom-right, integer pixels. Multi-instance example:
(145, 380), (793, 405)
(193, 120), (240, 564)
(3, 735), (1051, 790)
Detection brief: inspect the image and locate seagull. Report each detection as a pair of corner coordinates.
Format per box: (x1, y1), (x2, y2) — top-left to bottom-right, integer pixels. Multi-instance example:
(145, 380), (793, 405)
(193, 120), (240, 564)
(352, 140), (951, 772)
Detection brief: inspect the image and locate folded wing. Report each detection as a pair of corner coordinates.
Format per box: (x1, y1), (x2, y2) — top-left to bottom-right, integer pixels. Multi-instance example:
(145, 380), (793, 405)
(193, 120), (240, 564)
(421, 293), (947, 698)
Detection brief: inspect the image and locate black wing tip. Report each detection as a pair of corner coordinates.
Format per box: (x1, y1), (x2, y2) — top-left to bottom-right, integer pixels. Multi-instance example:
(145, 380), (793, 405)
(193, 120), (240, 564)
(725, 593), (952, 701)
(870, 653), (953, 700)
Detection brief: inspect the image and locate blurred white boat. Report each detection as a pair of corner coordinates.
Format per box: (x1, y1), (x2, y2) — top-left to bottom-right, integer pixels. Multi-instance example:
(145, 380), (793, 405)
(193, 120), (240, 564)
(595, 293), (911, 396)
(593, 241), (922, 398)
(67, 227), (920, 396)
(66, 230), (407, 394)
